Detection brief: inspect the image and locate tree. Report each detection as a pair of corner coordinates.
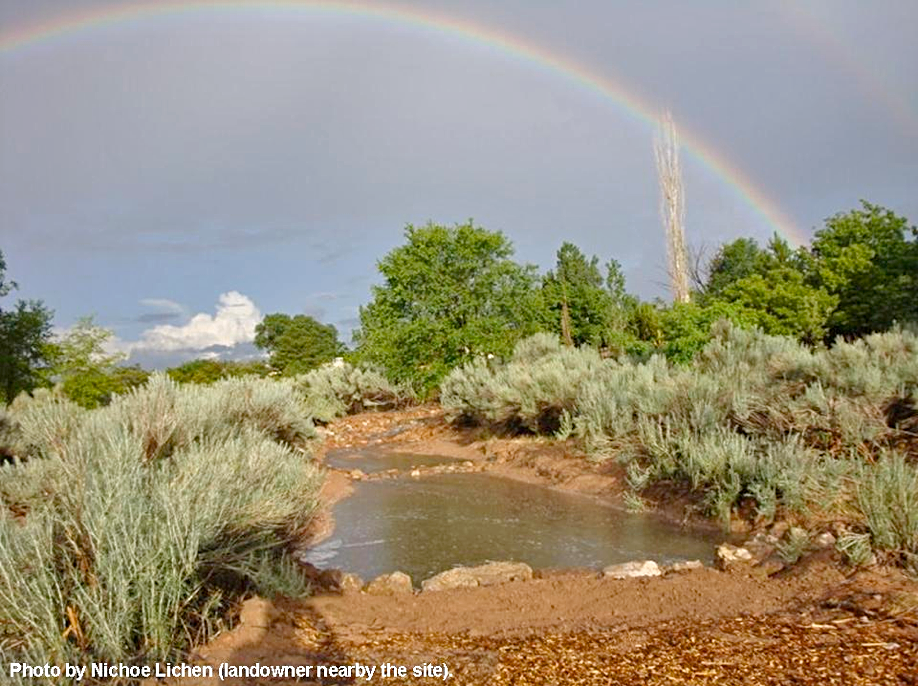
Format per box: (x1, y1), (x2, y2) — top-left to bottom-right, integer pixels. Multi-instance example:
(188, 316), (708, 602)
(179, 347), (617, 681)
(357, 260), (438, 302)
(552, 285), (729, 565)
(809, 202), (917, 338)
(0, 250), (54, 402)
(701, 237), (767, 301)
(540, 243), (633, 348)
(254, 314), (341, 375)
(44, 316), (133, 408)
(167, 359), (269, 385)
(655, 111), (690, 303)
(354, 221), (540, 393)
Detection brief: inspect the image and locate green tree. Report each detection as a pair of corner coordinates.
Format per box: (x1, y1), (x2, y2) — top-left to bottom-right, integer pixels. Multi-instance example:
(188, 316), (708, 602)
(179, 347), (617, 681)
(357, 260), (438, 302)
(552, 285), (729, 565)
(254, 314), (341, 375)
(809, 202), (917, 337)
(701, 237), (767, 301)
(0, 250), (54, 402)
(167, 359), (269, 385)
(45, 316), (130, 408)
(354, 221), (540, 393)
(541, 243), (615, 347)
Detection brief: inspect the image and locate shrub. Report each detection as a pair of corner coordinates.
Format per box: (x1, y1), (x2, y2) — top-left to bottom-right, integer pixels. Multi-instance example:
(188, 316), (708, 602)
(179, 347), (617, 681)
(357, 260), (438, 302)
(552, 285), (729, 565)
(0, 373), (323, 675)
(296, 361), (411, 423)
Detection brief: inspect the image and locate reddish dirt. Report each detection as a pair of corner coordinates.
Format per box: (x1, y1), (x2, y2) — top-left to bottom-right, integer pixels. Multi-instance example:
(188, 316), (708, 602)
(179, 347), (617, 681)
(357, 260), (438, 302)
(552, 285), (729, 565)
(161, 407), (918, 685)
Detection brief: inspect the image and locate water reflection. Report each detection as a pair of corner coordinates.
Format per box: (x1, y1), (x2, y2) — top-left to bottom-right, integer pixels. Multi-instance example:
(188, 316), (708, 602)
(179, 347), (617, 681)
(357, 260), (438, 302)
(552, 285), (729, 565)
(302, 473), (718, 582)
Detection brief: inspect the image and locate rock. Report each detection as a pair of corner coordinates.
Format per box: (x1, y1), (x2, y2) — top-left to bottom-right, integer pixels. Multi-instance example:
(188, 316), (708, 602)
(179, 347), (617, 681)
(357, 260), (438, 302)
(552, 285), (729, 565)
(471, 561), (533, 587)
(421, 561), (533, 592)
(669, 559), (704, 573)
(716, 544), (754, 569)
(410, 469), (421, 478)
(349, 469), (365, 480)
(602, 560), (662, 579)
(813, 532), (837, 549)
(318, 569), (364, 594)
(421, 568), (481, 592)
(366, 571), (414, 596)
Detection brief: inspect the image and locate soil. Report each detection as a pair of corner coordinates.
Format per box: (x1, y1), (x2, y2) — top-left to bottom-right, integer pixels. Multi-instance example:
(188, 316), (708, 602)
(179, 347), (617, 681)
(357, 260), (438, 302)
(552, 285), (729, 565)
(163, 407), (918, 685)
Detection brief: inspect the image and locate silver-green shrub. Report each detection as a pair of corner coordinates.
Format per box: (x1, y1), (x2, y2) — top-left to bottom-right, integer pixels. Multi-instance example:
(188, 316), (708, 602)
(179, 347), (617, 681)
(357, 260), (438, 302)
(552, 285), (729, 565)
(296, 361), (411, 423)
(0, 373), (323, 674)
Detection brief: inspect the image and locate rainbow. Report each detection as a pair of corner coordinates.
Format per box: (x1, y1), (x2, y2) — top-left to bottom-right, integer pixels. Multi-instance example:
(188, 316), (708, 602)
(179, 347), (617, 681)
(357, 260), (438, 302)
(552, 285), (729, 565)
(0, 0), (807, 245)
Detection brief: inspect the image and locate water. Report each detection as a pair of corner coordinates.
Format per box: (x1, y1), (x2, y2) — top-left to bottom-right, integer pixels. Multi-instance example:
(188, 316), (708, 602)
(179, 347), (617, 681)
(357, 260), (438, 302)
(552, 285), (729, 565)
(325, 449), (460, 474)
(302, 471), (719, 583)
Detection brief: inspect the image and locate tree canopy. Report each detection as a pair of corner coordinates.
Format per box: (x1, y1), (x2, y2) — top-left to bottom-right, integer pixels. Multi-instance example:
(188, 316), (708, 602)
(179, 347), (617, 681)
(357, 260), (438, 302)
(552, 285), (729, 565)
(0, 250), (54, 402)
(254, 313), (341, 375)
(354, 221), (540, 392)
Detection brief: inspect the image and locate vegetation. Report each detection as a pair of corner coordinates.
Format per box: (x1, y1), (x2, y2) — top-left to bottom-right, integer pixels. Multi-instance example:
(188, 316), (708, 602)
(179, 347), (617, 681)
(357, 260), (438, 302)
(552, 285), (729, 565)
(166, 358), (269, 385)
(0, 374), (323, 676)
(354, 221), (541, 394)
(443, 326), (918, 562)
(0, 250), (54, 402)
(295, 360), (413, 423)
(255, 313), (342, 376)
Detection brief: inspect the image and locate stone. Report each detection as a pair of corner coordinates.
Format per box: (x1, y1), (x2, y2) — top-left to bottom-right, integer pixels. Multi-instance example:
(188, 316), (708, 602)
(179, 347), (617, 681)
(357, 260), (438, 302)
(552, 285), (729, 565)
(769, 521), (791, 539)
(813, 532), (837, 549)
(349, 469), (365, 480)
(318, 569), (364, 594)
(716, 544), (754, 569)
(421, 568), (481, 592)
(602, 560), (662, 579)
(366, 571), (414, 596)
(669, 559), (704, 573)
(421, 561), (533, 592)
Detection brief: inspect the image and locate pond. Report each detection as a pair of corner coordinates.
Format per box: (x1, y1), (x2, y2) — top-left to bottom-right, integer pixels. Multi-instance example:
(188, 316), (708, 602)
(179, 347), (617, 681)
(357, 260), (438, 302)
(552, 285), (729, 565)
(304, 455), (719, 583)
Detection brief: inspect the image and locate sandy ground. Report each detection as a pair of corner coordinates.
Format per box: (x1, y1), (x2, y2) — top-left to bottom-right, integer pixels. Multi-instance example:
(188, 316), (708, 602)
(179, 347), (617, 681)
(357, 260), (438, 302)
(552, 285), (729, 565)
(159, 407), (918, 685)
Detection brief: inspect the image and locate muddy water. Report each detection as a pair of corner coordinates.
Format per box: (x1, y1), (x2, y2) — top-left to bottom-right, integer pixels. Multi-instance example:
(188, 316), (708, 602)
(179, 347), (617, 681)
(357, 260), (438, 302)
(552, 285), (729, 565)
(303, 468), (720, 583)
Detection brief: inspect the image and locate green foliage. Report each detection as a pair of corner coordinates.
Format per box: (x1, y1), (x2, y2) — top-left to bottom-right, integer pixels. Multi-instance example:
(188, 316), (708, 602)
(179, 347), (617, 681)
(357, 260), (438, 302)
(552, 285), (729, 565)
(857, 451), (918, 557)
(43, 316), (130, 408)
(659, 301), (755, 364)
(0, 250), (54, 402)
(540, 243), (631, 348)
(355, 221), (540, 394)
(167, 358), (269, 385)
(255, 313), (342, 376)
(0, 373), (322, 671)
(703, 237), (767, 300)
(295, 361), (411, 423)
(810, 202), (918, 338)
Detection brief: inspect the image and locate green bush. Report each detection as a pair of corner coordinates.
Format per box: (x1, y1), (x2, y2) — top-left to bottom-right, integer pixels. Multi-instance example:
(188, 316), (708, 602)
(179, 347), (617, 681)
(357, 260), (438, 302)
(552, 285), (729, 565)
(0, 373), (323, 675)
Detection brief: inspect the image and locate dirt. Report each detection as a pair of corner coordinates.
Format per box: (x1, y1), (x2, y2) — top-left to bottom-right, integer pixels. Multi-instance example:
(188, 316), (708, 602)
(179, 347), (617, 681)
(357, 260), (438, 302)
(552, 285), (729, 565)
(164, 407), (918, 685)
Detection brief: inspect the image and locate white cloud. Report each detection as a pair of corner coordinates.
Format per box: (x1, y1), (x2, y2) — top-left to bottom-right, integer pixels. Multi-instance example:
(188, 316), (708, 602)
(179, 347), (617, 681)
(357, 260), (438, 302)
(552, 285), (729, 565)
(123, 291), (262, 354)
(139, 298), (186, 315)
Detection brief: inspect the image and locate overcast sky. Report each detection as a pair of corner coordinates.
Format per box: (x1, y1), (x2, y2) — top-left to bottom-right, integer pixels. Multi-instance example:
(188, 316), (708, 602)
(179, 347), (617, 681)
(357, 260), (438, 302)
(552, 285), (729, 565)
(1, 0), (916, 367)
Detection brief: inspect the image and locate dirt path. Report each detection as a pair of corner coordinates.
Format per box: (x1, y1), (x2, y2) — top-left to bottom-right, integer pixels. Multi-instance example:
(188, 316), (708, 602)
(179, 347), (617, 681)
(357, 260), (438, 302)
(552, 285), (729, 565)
(166, 407), (918, 685)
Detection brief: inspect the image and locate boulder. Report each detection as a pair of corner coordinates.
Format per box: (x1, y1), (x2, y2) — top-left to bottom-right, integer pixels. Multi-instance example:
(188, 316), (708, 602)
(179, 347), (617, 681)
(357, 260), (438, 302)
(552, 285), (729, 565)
(421, 561), (533, 592)
(716, 544), (753, 569)
(318, 568), (364, 594)
(366, 571), (413, 596)
(669, 559), (704, 573)
(602, 560), (662, 579)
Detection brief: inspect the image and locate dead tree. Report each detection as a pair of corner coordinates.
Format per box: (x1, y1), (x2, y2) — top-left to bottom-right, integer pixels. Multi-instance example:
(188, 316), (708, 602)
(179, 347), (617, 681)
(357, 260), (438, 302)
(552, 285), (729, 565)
(654, 111), (690, 303)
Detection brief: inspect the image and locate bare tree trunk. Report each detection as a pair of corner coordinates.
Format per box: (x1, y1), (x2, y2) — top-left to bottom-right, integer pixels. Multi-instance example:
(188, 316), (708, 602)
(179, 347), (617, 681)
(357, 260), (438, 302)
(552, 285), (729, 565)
(654, 111), (690, 303)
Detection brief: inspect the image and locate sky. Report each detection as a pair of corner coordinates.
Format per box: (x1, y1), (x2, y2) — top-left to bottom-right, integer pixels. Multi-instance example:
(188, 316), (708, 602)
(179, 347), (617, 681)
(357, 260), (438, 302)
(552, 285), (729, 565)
(1, 0), (916, 368)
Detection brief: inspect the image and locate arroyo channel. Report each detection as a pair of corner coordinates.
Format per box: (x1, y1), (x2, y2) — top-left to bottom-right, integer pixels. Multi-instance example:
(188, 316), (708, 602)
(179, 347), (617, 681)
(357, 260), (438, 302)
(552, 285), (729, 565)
(301, 449), (720, 583)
